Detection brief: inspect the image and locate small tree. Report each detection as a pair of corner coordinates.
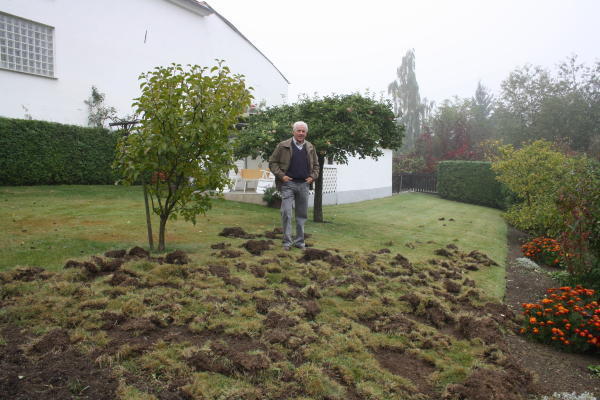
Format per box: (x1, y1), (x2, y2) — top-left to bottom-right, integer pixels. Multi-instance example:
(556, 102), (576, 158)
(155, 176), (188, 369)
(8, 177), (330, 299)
(114, 62), (252, 251)
(234, 93), (404, 222)
(84, 86), (117, 128)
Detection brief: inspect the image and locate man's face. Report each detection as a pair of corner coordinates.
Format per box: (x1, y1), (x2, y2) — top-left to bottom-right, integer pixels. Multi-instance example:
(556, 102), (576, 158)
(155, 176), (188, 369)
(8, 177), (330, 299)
(293, 125), (307, 143)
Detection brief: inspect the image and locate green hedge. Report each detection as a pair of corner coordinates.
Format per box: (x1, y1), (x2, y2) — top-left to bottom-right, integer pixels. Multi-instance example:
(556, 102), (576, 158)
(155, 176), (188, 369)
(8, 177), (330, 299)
(0, 117), (119, 185)
(437, 160), (509, 209)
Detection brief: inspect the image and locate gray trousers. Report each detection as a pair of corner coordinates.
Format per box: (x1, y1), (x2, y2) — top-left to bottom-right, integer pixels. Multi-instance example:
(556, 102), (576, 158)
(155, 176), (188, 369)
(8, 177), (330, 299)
(280, 181), (309, 247)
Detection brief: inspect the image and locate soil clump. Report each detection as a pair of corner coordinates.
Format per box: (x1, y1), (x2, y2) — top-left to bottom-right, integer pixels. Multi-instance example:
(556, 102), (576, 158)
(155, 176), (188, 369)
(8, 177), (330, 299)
(219, 226), (258, 239)
(242, 239), (274, 255)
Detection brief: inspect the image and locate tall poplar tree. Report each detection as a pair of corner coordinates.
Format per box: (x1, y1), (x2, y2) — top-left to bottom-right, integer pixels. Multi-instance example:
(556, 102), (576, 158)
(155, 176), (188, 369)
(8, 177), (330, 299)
(388, 49), (422, 151)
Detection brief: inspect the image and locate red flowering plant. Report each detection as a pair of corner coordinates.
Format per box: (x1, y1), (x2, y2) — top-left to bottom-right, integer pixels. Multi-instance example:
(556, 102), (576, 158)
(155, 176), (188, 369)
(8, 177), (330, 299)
(521, 237), (564, 267)
(519, 286), (600, 353)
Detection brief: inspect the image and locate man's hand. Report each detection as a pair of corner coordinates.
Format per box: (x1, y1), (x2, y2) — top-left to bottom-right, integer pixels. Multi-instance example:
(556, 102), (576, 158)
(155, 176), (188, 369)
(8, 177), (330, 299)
(282, 176), (292, 182)
(305, 177), (313, 184)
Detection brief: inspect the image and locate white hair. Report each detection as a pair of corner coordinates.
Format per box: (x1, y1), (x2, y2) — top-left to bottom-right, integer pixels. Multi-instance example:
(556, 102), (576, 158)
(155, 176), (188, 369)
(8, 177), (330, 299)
(292, 121), (308, 132)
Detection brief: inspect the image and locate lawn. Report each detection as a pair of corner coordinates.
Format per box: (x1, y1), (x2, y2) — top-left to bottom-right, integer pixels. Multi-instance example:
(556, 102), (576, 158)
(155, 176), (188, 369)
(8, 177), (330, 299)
(0, 185), (522, 399)
(0, 186), (506, 298)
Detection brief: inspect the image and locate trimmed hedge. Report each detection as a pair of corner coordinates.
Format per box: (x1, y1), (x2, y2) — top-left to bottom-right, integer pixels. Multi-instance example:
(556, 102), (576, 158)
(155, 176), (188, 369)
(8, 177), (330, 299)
(437, 160), (509, 209)
(0, 117), (119, 185)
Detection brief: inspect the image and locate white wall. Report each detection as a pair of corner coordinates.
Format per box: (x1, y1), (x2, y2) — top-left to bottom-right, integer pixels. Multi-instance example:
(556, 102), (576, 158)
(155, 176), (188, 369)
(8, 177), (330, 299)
(0, 0), (288, 125)
(336, 149), (393, 192)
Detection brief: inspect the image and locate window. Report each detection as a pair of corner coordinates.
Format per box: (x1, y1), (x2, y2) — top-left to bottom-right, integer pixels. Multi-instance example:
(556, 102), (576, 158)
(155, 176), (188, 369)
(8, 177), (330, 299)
(0, 12), (54, 78)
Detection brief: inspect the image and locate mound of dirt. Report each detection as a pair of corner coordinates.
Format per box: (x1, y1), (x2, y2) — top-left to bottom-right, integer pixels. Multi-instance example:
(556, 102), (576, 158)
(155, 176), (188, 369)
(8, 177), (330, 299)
(250, 265), (266, 278)
(264, 227), (283, 239)
(444, 362), (534, 400)
(370, 313), (417, 334)
(4, 266), (51, 282)
(104, 249), (126, 258)
(108, 270), (141, 287)
(421, 299), (455, 329)
(264, 311), (298, 329)
(242, 239), (274, 256)
(100, 311), (127, 330)
(189, 340), (271, 375)
(297, 248), (345, 266)
(219, 226), (258, 239)
(434, 248), (454, 257)
(92, 256), (124, 272)
(466, 250), (499, 266)
(301, 300), (321, 320)
(128, 246), (149, 258)
(375, 348), (437, 398)
(217, 249), (243, 258)
(456, 316), (502, 344)
(444, 279), (462, 294)
(165, 250), (189, 265)
(30, 329), (71, 355)
(208, 264), (230, 279)
(392, 253), (412, 268)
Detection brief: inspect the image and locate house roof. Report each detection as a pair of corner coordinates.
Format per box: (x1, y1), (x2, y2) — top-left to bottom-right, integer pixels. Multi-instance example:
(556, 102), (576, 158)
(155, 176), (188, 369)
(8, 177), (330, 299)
(168, 0), (290, 84)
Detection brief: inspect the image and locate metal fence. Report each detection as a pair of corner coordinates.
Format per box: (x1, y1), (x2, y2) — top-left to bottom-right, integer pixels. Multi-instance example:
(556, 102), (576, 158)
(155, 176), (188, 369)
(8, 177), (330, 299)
(392, 173), (437, 193)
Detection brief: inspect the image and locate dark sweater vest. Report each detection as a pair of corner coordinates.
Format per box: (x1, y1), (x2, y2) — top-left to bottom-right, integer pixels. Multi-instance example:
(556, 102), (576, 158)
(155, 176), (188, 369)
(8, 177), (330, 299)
(287, 144), (309, 182)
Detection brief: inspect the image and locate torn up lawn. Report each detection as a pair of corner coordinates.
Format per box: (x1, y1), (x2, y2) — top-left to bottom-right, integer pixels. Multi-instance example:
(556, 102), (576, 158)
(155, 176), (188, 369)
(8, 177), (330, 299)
(0, 228), (535, 399)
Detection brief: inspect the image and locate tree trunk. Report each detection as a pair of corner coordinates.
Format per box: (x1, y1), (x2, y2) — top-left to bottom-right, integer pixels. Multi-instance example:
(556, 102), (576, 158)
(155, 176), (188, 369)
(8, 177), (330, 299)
(313, 155), (325, 223)
(142, 181), (154, 251)
(158, 215), (168, 252)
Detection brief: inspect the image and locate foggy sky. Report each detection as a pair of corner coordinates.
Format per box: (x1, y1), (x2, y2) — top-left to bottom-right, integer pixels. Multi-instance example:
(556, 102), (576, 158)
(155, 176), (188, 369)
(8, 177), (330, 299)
(211, 0), (599, 106)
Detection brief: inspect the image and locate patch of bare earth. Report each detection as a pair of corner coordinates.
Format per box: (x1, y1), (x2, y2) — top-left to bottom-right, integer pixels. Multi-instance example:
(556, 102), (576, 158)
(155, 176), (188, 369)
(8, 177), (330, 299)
(0, 326), (117, 400)
(374, 347), (437, 398)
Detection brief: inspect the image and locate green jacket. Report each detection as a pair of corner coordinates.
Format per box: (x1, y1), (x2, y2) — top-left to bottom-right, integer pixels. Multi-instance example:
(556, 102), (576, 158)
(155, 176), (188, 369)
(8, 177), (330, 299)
(268, 138), (320, 190)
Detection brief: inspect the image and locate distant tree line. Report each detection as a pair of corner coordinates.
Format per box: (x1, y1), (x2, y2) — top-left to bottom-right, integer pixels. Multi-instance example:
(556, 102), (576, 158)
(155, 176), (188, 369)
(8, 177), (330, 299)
(389, 53), (600, 172)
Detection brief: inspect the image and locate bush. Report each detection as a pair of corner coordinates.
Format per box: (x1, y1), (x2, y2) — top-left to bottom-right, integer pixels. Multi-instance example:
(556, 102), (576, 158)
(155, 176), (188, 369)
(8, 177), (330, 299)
(0, 117), (119, 185)
(555, 157), (600, 278)
(491, 140), (572, 234)
(437, 160), (508, 209)
(520, 286), (600, 353)
(262, 186), (281, 207)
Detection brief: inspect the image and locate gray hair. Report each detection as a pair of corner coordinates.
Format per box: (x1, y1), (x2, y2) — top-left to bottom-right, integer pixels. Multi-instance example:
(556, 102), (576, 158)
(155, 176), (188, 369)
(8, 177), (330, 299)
(292, 121), (308, 132)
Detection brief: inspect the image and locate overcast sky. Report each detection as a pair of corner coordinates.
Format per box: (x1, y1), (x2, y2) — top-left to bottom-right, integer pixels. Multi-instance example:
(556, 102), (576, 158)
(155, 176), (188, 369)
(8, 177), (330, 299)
(210, 0), (599, 107)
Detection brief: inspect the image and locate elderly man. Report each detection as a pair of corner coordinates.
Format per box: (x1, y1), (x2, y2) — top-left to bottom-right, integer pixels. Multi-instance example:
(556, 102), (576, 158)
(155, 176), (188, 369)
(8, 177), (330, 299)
(268, 121), (319, 250)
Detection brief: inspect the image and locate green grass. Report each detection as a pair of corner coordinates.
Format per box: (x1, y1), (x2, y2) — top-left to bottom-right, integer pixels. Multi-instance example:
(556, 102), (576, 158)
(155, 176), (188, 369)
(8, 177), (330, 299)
(0, 186), (507, 298)
(0, 185), (506, 298)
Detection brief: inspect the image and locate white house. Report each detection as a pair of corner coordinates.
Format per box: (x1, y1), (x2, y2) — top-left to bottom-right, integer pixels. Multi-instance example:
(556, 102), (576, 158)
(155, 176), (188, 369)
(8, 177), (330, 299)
(0, 0), (394, 205)
(0, 0), (288, 125)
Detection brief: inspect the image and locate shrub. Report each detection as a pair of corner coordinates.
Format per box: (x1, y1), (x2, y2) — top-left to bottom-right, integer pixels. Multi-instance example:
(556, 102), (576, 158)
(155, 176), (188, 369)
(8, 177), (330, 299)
(262, 186), (281, 207)
(521, 237), (564, 268)
(555, 157), (600, 278)
(393, 154), (427, 174)
(491, 140), (572, 234)
(0, 116), (119, 185)
(520, 286), (600, 353)
(437, 160), (508, 209)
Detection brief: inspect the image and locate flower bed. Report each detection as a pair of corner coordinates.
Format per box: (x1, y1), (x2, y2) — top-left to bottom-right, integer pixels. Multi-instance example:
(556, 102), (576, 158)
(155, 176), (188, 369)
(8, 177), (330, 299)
(520, 286), (600, 353)
(522, 237), (564, 267)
